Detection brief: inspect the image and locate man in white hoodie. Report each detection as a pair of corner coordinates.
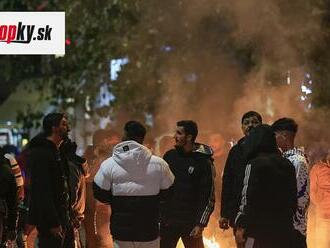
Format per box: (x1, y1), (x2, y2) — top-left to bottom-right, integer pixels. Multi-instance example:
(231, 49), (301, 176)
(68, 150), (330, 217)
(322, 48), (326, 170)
(93, 121), (175, 248)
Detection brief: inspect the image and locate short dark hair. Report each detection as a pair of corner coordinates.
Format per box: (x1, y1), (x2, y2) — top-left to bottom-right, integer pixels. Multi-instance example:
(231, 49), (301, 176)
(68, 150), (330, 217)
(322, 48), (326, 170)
(124, 121), (146, 141)
(93, 129), (120, 146)
(241, 111), (262, 124)
(43, 113), (65, 136)
(177, 120), (198, 142)
(271, 118), (298, 134)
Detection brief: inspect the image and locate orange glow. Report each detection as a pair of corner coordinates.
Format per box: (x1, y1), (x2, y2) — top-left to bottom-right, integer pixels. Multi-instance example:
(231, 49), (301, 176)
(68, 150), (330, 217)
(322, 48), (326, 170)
(176, 236), (221, 248)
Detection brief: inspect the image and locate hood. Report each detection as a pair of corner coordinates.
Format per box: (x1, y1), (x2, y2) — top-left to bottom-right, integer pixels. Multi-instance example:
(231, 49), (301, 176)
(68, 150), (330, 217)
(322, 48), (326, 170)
(28, 132), (57, 150)
(193, 143), (213, 158)
(243, 124), (278, 161)
(112, 140), (152, 167)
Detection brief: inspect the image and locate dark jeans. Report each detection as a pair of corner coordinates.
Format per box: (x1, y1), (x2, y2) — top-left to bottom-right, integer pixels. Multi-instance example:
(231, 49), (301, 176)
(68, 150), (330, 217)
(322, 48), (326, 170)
(160, 225), (204, 248)
(38, 225), (75, 248)
(293, 230), (307, 248)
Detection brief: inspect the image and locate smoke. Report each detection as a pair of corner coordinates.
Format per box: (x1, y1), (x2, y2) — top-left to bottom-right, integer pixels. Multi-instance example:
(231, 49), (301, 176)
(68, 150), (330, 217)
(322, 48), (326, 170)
(136, 0), (327, 144)
(120, 1), (330, 247)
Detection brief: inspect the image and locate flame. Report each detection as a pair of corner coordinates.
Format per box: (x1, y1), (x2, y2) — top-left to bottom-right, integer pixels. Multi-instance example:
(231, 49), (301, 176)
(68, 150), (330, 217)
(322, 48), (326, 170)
(176, 236), (220, 248)
(203, 236), (221, 248)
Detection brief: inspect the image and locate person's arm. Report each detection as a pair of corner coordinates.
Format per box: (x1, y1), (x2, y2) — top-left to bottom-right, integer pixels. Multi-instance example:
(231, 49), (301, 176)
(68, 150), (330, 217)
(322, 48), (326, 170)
(310, 165), (319, 205)
(295, 157), (309, 220)
(220, 147), (236, 220)
(235, 162), (259, 233)
(5, 154), (24, 201)
(5, 169), (18, 235)
(160, 159), (175, 190)
(288, 164), (298, 216)
(93, 160), (112, 204)
(195, 159), (215, 227)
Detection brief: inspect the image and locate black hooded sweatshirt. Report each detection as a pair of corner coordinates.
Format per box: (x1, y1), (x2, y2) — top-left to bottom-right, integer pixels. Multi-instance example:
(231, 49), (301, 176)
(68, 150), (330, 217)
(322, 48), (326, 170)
(27, 134), (70, 230)
(235, 125), (297, 243)
(161, 144), (215, 232)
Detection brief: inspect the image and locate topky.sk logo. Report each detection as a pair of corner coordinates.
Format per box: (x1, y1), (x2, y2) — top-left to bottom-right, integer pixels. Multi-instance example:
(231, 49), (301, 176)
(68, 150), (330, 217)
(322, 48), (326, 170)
(0, 22), (52, 44)
(0, 12), (65, 55)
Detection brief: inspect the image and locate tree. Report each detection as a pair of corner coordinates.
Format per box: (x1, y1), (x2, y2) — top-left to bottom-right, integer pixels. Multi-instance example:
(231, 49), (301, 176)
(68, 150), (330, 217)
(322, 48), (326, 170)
(1, 0), (330, 132)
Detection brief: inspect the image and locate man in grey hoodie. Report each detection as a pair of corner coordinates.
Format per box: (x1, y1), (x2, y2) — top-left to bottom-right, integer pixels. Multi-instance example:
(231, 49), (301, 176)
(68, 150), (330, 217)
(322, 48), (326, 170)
(93, 121), (175, 248)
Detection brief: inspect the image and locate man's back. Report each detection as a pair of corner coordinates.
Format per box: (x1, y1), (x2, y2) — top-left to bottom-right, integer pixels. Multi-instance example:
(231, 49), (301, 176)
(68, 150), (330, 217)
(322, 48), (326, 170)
(93, 140), (174, 242)
(239, 153), (297, 236)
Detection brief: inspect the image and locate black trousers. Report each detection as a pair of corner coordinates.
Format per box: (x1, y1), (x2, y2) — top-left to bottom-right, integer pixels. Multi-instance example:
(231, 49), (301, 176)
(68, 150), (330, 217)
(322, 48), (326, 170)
(292, 230), (307, 248)
(160, 225), (204, 248)
(38, 225), (75, 248)
(246, 231), (294, 248)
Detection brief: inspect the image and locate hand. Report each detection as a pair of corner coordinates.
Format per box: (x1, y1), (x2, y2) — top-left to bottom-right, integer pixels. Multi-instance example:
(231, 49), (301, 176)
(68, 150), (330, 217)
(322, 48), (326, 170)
(50, 225), (63, 238)
(24, 224), (36, 236)
(190, 225), (204, 238)
(6, 230), (16, 241)
(235, 227), (246, 248)
(72, 216), (83, 229)
(21, 233), (28, 248)
(4, 153), (17, 165)
(219, 217), (230, 230)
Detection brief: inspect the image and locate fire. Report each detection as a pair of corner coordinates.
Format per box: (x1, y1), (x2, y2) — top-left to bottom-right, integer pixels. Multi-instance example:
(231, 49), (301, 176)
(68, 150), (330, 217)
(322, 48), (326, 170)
(203, 236), (221, 248)
(176, 237), (220, 248)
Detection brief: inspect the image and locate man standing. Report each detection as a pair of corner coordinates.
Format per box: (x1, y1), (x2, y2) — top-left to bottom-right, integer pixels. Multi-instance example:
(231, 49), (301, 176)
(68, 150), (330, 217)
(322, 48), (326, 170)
(28, 113), (72, 248)
(219, 111), (262, 232)
(93, 121), (174, 248)
(272, 118), (309, 248)
(60, 138), (89, 248)
(235, 124), (297, 248)
(160, 120), (215, 248)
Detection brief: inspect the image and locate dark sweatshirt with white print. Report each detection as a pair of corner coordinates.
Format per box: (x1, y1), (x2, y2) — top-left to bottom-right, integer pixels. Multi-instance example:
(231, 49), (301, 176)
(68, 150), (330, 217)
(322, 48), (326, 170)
(161, 143), (215, 232)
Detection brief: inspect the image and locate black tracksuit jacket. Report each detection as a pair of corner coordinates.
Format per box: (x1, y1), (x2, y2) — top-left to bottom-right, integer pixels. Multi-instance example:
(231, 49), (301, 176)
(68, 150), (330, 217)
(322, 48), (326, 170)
(161, 144), (215, 232)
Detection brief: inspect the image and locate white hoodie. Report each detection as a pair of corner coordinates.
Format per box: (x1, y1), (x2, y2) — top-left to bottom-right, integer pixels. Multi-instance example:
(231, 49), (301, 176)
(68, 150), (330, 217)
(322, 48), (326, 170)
(94, 140), (174, 196)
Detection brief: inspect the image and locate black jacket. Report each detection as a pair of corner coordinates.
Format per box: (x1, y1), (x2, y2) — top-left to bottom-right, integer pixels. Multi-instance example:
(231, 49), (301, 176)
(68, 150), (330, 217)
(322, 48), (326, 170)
(28, 134), (70, 230)
(220, 137), (247, 226)
(60, 139), (88, 228)
(0, 159), (18, 231)
(235, 125), (297, 239)
(161, 144), (215, 231)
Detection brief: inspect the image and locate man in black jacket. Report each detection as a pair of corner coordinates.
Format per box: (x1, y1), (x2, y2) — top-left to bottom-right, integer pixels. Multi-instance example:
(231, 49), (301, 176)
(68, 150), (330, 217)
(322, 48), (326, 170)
(28, 113), (72, 248)
(219, 111), (262, 232)
(234, 124), (297, 248)
(161, 120), (215, 248)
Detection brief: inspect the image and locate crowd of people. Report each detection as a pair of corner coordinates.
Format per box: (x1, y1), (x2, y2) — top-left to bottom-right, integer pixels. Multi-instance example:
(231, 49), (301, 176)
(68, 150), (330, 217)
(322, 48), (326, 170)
(0, 111), (329, 248)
